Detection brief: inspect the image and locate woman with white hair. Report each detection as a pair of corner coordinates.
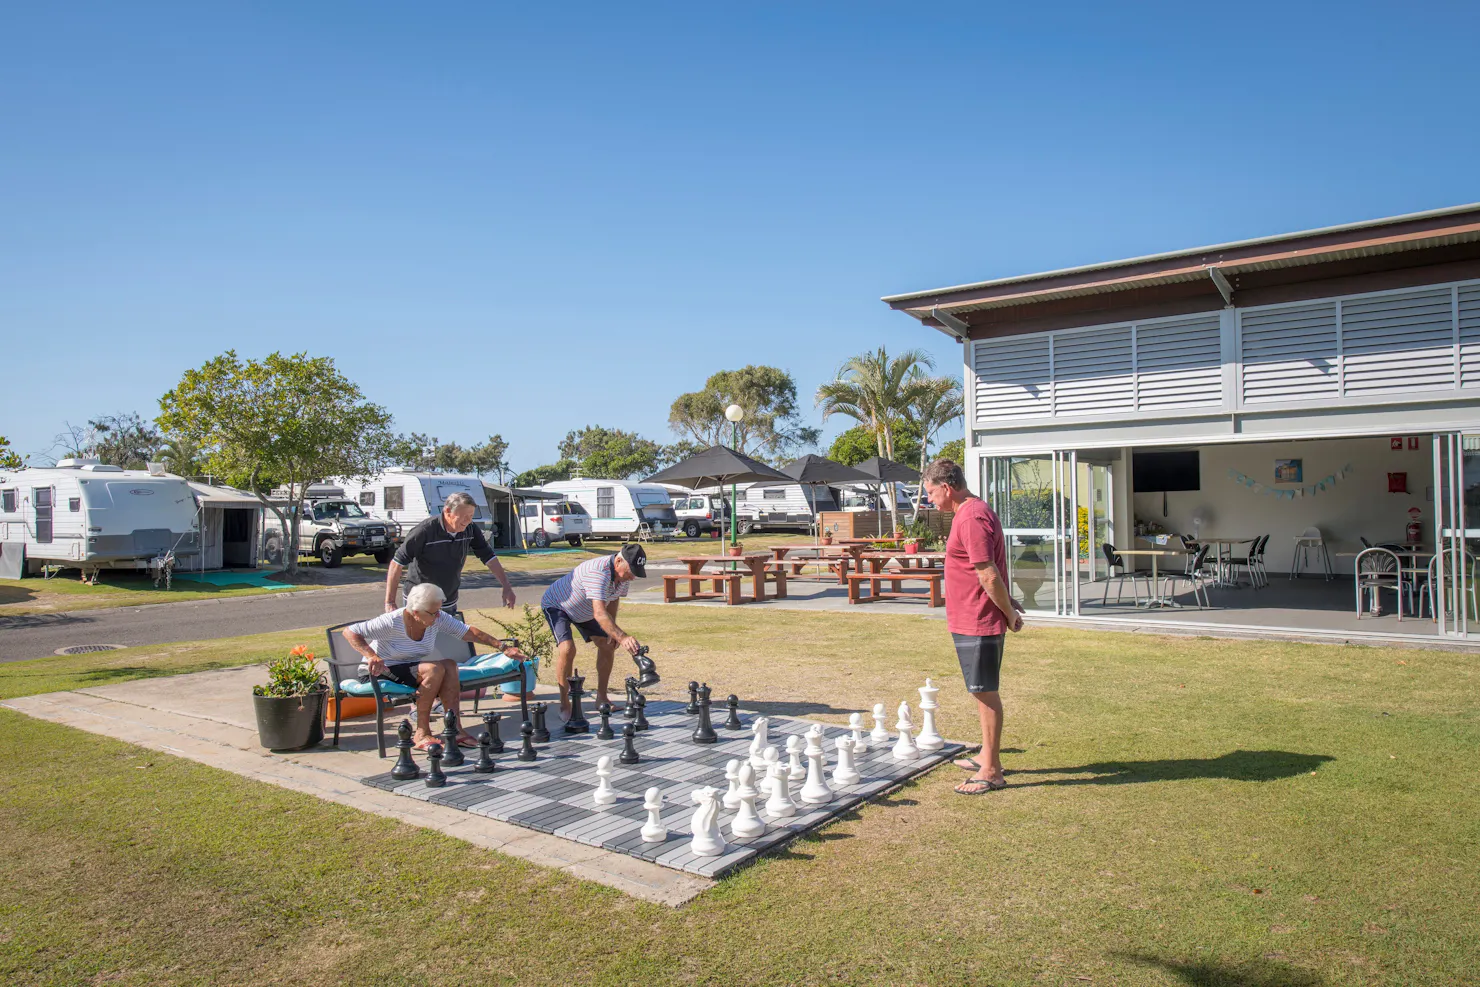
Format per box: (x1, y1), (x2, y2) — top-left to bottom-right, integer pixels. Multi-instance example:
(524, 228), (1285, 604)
(343, 582), (516, 749)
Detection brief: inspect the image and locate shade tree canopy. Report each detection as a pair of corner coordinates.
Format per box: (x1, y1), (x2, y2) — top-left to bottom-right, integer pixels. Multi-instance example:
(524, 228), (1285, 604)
(669, 365), (820, 463)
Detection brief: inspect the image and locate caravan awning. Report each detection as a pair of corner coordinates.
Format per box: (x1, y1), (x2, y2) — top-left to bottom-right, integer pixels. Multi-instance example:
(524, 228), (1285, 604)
(188, 483), (264, 507)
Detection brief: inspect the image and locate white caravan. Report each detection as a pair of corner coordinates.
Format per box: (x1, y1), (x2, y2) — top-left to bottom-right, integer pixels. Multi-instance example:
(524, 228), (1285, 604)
(538, 480), (678, 539)
(0, 459), (201, 575)
(334, 470), (498, 540)
(731, 482), (838, 534)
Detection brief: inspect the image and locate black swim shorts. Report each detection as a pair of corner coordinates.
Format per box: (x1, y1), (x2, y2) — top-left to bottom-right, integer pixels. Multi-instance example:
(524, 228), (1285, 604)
(950, 632), (1005, 693)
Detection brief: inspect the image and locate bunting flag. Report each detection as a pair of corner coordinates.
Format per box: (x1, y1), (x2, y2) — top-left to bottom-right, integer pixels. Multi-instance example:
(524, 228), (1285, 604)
(1227, 464), (1353, 500)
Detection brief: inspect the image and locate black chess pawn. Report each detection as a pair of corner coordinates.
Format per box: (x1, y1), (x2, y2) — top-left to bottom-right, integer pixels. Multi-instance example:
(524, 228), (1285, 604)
(564, 670), (590, 734)
(440, 710), (465, 768)
(517, 720), (538, 762)
(634, 695), (650, 732)
(391, 720), (420, 780)
(473, 733), (497, 774)
(623, 676), (639, 719)
(425, 743), (446, 787)
(685, 681), (701, 714)
(596, 702), (614, 740)
(632, 644), (661, 688)
(532, 703), (550, 743)
(692, 683), (718, 744)
(723, 694), (743, 730)
(619, 723), (640, 764)
(482, 711), (504, 754)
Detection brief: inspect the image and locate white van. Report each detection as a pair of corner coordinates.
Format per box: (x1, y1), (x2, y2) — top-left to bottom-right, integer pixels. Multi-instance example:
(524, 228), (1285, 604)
(335, 470), (500, 541)
(519, 498), (592, 548)
(539, 480), (677, 540)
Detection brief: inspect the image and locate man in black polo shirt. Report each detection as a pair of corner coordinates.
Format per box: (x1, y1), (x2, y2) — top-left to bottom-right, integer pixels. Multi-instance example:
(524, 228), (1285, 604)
(384, 492), (517, 615)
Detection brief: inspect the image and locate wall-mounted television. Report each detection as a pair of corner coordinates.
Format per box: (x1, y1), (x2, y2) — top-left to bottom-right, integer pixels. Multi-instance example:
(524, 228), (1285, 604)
(1133, 450), (1200, 492)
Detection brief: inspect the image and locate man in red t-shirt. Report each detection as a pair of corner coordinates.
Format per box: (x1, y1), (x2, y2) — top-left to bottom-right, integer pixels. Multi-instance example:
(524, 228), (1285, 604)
(922, 458), (1023, 795)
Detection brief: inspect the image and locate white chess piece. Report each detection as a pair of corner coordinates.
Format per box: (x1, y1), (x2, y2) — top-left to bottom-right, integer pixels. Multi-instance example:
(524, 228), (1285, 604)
(799, 729), (833, 805)
(893, 701), (919, 760)
(730, 762), (766, 839)
(870, 703), (890, 744)
(848, 712), (869, 753)
(689, 786), (727, 856)
(832, 735), (861, 787)
(764, 761), (796, 817)
(916, 678), (943, 752)
(640, 787), (668, 842)
(748, 717), (770, 769)
(593, 754), (617, 806)
(758, 745), (781, 795)
(722, 759), (742, 809)
(786, 735), (806, 781)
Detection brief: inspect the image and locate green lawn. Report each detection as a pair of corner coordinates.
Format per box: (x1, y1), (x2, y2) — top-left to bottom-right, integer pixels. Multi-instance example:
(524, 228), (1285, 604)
(0, 572), (303, 616)
(1, 610), (1476, 986)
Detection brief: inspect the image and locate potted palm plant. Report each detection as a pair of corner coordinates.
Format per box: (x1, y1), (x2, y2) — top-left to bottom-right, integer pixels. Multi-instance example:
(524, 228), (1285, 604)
(252, 644), (328, 751)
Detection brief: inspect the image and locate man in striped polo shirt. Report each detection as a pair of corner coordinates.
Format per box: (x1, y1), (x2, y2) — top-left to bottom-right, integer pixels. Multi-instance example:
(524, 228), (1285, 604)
(541, 544), (646, 715)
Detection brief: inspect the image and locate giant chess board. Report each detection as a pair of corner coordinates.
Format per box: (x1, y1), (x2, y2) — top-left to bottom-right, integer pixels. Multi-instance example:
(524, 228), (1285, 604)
(361, 700), (964, 879)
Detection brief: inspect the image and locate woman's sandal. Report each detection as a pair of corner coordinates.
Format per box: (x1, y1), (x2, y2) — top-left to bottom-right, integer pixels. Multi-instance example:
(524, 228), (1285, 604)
(954, 776), (1008, 795)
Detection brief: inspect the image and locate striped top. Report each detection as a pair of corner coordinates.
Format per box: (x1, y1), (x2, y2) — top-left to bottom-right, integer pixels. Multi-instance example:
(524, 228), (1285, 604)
(540, 555), (628, 622)
(344, 609), (469, 664)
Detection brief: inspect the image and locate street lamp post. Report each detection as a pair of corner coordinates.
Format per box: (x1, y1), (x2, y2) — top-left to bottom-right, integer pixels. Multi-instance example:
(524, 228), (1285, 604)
(724, 404), (744, 547)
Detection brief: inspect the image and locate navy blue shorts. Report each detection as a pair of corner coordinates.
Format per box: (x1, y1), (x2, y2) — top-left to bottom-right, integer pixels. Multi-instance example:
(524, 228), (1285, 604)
(950, 633), (1005, 693)
(543, 605), (607, 645)
(381, 661), (426, 689)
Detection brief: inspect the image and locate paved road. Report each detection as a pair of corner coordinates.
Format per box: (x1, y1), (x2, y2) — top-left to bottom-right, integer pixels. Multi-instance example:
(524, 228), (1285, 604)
(0, 568), (668, 662)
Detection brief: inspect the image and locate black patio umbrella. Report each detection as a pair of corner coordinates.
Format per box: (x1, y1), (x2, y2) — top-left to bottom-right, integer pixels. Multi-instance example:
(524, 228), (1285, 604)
(752, 454), (877, 542)
(853, 456), (921, 484)
(643, 444), (792, 489)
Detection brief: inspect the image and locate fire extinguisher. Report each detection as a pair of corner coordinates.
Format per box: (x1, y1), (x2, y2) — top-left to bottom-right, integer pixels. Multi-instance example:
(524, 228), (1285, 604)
(1407, 507), (1422, 545)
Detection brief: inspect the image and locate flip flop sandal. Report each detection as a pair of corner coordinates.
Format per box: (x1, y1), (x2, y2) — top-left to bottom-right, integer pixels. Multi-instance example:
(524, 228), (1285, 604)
(456, 736), (480, 749)
(413, 739), (441, 752)
(953, 757), (982, 772)
(954, 777), (1008, 795)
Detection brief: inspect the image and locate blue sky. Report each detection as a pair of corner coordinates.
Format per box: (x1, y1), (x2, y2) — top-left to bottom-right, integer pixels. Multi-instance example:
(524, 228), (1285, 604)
(3, 2), (1478, 471)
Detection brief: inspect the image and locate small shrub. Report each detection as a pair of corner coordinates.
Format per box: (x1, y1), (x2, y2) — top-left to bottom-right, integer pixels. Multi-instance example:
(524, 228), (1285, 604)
(482, 604), (555, 662)
(252, 645), (325, 697)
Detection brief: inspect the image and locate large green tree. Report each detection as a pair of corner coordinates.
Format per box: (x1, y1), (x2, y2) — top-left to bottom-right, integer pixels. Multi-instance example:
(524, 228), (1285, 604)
(669, 365), (820, 462)
(157, 351), (396, 573)
(49, 413), (161, 469)
(511, 459), (578, 488)
(558, 426), (664, 479)
(391, 432), (510, 478)
(0, 435), (22, 470)
(936, 437), (965, 466)
(902, 373), (964, 507)
(157, 435), (207, 477)
(827, 422), (921, 468)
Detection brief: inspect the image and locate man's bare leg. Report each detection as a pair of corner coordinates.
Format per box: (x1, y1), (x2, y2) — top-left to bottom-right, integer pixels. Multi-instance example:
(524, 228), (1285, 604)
(413, 662), (445, 744)
(971, 690), (1005, 783)
(594, 637), (617, 705)
(554, 638), (578, 715)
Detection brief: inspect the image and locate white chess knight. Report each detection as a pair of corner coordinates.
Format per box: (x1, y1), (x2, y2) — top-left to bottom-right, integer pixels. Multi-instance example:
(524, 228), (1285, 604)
(764, 761), (797, 817)
(848, 712), (869, 754)
(916, 678), (944, 751)
(748, 717), (770, 769)
(640, 787), (668, 843)
(832, 736), (861, 787)
(786, 735), (806, 781)
(593, 754), (617, 806)
(893, 701), (920, 760)
(870, 703), (890, 744)
(799, 727), (833, 804)
(758, 746), (781, 795)
(722, 759), (743, 809)
(730, 762), (766, 839)
(689, 786), (727, 856)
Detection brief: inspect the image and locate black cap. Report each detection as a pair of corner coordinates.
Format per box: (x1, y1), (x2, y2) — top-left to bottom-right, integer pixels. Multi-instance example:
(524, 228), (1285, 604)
(619, 543), (647, 578)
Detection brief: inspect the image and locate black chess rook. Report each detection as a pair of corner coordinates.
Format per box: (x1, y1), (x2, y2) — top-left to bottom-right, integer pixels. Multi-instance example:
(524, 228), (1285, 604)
(482, 711), (504, 754)
(619, 723), (641, 764)
(425, 743), (447, 787)
(723, 694), (743, 730)
(596, 702), (614, 740)
(532, 703), (550, 743)
(391, 720), (420, 780)
(440, 710), (465, 767)
(692, 682), (718, 744)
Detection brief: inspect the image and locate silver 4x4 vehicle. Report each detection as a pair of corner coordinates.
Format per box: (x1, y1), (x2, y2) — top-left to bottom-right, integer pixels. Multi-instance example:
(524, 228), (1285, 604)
(263, 499), (399, 568)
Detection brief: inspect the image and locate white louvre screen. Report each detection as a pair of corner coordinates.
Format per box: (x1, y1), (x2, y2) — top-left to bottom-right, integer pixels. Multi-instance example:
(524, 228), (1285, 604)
(1052, 326), (1133, 416)
(1239, 302), (1339, 404)
(1134, 315), (1222, 410)
(1341, 288), (1455, 396)
(1458, 285), (1480, 388)
(972, 335), (1051, 422)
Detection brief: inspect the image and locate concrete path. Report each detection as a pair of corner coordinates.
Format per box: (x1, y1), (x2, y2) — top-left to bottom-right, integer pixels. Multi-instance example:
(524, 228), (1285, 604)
(1, 668), (712, 906)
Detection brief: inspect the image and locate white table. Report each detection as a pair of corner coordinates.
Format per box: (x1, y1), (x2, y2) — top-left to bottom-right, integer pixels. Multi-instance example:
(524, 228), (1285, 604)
(1116, 548), (1185, 608)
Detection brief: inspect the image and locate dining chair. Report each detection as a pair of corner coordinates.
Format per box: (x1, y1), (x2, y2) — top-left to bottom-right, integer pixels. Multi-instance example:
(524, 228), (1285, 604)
(1226, 535), (1266, 589)
(1162, 544), (1214, 608)
(1355, 547), (1407, 620)
(1100, 543), (1146, 606)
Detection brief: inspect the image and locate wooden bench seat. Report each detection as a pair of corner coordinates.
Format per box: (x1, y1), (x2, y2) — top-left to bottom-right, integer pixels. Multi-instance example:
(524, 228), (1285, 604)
(846, 571), (944, 607)
(663, 572), (744, 605)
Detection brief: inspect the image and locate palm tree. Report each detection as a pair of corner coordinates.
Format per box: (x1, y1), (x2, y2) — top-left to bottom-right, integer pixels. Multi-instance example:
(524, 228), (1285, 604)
(157, 435), (205, 478)
(904, 373), (964, 509)
(816, 346), (934, 533)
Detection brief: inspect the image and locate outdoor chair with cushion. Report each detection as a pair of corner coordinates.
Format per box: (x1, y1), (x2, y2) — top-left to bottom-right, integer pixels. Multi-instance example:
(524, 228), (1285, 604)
(322, 621), (536, 757)
(1354, 547), (1409, 620)
(1099, 542), (1147, 606)
(1162, 544), (1214, 608)
(1291, 527), (1333, 580)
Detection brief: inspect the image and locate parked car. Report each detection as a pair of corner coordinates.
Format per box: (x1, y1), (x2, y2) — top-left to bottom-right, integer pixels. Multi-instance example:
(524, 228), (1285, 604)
(520, 498), (592, 548)
(538, 480), (678, 540)
(670, 493), (729, 537)
(262, 498), (398, 568)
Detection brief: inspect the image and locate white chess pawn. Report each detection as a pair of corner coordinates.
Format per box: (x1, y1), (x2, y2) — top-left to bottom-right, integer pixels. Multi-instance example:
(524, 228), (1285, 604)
(640, 787), (668, 843)
(916, 678), (943, 751)
(848, 712), (869, 754)
(722, 759), (743, 809)
(870, 703), (890, 744)
(893, 701), (919, 760)
(764, 761), (796, 817)
(786, 735), (806, 781)
(799, 731), (833, 805)
(593, 754), (617, 806)
(832, 736), (861, 787)
(758, 746), (781, 795)
(689, 786), (727, 856)
(730, 763), (766, 839)
(748, 717), (770, 769)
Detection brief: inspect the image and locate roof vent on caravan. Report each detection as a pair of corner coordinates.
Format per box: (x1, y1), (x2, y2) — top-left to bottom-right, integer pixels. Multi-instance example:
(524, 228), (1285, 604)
(146, 462), (166, 476)
(56, 457), (102, 468)
(79, 464), (125, 472)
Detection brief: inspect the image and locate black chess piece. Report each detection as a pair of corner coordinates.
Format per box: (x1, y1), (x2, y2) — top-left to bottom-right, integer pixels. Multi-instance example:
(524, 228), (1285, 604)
(692, 683), (717, 744)
(623, 676), (639, 719)
(634, 694), (650, 732)
(532, 703), (550, 743)
(482, 711), (504, 754)
(425, 743), (446, 787)
(517, 720), (538, 762)
(439, 709), (465, 767)
(723, 695), (743, 730)
(473, 733), (497, 773)
(596, 702), (614, 740)
(685, 681), (701, 714)
(391, 720), (420, 780)
(564, 669), (589, 734)
(619, 723), (640, 764)
(632, 644), (661, 689)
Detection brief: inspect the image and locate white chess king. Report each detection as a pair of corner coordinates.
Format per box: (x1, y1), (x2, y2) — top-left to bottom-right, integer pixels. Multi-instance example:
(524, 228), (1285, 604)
(916, 678), (943, 751)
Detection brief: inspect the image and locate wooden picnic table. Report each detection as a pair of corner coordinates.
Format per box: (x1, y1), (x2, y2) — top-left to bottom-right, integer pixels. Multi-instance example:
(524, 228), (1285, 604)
(846, 550), (948, 606)
(668, 553), (784, 605)
(769, 543), (868, 585)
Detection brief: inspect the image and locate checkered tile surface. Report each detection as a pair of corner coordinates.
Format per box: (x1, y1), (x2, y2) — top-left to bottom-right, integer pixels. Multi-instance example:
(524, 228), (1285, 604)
(362, 700), (963, 878)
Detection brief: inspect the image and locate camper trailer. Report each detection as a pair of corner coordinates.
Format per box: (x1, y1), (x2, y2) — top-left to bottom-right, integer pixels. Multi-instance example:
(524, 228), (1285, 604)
(730, 482), (837, 534)
(538, 479), (677, 540)
(0, 459), (201, 576)
(335, 470), (499, 540)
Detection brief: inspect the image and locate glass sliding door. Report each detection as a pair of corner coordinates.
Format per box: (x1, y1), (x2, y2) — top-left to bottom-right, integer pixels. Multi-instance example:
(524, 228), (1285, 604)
(982, 454), (1061, 613)
(1433, 433), (1480, 636)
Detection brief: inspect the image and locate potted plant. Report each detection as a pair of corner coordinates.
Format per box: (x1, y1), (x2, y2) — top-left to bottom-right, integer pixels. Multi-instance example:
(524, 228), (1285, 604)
(821, 530), (834, 545)
(902, 536), (920, 554)
(252, 644), (328, 751)
(728, 541), (745, 557)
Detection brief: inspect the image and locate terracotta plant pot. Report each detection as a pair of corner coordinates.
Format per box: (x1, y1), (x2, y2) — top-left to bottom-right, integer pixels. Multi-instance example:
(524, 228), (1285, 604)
(728, 545), (744, 557)
(822, 534), (833, 545)
(905, 542), (920, 554)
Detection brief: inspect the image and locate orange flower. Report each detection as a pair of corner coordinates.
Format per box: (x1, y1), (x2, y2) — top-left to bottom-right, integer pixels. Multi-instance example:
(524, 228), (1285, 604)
(290, 645), (308, 658)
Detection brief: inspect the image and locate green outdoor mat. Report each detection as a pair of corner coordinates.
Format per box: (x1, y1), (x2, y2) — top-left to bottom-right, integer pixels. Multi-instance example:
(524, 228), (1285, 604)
(172, 569), (293, 590)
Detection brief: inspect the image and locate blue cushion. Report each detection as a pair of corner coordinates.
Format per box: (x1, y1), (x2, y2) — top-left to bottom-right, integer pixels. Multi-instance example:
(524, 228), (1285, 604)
(337, 678), (415, 697)
(460, 653), (540, 694)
